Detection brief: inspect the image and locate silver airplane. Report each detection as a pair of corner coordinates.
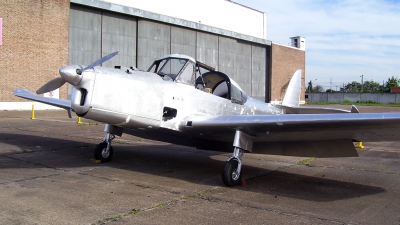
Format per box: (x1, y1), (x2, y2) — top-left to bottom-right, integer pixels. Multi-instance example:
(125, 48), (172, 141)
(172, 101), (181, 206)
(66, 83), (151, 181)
(14, 52), (400, 187)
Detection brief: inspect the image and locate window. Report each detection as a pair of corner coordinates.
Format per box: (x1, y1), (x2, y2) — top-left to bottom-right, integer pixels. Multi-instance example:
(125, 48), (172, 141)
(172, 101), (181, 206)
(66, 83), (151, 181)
(158, 58), (187, 80)
(176, 62), (195, 85)
(231, 85), (242, 104)
(148, 58), (188, 80)
(230, 84), (247, 105)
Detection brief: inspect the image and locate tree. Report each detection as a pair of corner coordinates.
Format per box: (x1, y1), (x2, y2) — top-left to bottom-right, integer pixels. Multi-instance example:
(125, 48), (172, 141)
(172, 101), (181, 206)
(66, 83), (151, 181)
(313, 85), (324, 92)
(362, 80), (382, 93)
(307, 80), (313, 92)
(343, 81), (362, 92)
(308, 76), (398, 93)
(384, 76), (399, 92)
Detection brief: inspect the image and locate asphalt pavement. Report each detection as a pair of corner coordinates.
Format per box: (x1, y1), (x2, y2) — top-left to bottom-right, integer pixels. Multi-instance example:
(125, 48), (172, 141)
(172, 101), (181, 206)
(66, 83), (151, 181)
(0, 107), (400, 224)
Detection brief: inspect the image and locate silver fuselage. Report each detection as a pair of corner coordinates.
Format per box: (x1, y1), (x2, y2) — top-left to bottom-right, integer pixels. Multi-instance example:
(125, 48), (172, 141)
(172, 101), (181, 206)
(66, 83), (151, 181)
(71, 67), (282, 133)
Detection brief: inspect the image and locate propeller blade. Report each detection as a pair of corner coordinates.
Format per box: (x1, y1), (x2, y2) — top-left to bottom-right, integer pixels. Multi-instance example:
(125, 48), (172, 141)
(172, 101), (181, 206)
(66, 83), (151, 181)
(36, 77), (66, 94)
(37, 51), (118, 94)
(77, 51), (119, 74)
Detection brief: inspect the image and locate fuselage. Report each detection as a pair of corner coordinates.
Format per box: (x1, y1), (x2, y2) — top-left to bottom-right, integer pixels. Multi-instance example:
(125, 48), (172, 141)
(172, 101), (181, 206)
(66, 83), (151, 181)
(66, 54), (283, 134)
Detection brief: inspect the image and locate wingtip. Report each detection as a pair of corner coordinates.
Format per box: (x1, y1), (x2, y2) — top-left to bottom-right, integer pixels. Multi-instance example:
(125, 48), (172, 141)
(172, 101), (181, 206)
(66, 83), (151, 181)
(13, 88), (28, 95)
(351, 105), (360, 113)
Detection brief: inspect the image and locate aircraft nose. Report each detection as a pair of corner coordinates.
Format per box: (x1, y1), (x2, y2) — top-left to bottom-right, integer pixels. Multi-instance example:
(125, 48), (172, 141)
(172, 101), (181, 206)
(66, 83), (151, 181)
(59, 65), (83, 86)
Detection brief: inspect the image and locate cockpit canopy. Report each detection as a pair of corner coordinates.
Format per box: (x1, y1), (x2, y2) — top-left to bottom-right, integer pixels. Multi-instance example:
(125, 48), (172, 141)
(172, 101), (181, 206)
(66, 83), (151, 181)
(148, 54), (247, 105)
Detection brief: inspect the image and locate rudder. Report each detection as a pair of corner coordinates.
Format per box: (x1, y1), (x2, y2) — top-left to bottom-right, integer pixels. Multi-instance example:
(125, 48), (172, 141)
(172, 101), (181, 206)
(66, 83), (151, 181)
(282, 69), (302, 107)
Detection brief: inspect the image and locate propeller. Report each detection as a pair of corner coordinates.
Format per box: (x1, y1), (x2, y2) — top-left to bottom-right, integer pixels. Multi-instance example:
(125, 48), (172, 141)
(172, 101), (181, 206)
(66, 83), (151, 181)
(36, 51), (119, 94)
(36, 77), (66, 94)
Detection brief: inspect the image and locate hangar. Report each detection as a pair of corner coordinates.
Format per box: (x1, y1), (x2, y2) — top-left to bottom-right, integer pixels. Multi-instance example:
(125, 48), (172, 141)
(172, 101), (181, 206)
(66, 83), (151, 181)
(0, 0), (305, 110)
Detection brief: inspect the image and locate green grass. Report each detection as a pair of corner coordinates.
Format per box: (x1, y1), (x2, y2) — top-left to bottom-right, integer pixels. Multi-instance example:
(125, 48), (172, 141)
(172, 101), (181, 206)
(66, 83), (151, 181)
(94, 188), (216, 224)
(297, 158), (315, 166)
(307, 101), (400, 107)
(181, 189), (212, 200)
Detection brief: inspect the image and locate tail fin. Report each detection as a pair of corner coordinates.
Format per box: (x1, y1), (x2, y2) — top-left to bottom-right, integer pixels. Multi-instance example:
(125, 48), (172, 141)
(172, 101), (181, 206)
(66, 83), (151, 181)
(282, 69), (302, 107)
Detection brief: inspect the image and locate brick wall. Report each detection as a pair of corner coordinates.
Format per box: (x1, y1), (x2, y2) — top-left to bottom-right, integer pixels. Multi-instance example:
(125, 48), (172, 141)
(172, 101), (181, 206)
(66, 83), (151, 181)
(391, 87), (400, 93)
(270, 43), (306, 102)
(0, 0), (70, 102)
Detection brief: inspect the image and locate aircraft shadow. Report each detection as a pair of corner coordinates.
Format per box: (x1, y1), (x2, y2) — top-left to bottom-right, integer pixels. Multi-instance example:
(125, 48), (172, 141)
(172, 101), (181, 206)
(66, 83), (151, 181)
(0, 132), (385, 202)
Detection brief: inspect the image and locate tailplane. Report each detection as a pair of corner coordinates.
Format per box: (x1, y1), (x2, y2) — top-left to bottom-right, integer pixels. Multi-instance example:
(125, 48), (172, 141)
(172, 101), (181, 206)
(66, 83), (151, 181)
(276, 69), (357, 114)
(282, 69), (302, 107)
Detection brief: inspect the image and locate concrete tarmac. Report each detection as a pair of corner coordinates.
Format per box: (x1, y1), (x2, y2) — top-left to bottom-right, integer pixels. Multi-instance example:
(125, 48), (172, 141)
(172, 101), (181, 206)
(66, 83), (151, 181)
(0, 106), (400, 224)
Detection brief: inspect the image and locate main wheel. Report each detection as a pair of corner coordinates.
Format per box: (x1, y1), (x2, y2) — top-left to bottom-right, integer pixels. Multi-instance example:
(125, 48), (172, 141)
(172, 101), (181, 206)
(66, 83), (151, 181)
(222, 159), (242, 187)
(94, 142), (113, 162)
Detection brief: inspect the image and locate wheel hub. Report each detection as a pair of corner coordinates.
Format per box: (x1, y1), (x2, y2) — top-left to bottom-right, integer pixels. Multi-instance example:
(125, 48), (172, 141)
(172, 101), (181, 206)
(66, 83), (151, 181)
(101, 147), (110, 158)
(232, 170), (240, 181)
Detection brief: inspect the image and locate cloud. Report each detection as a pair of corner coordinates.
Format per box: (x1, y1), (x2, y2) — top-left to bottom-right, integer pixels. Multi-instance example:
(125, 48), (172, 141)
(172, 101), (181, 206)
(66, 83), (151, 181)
(233, 0), (400, 85)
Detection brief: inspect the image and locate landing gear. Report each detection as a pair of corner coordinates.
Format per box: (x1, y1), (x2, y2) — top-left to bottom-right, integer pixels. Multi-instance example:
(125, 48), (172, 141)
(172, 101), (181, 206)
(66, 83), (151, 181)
(222, 130), (253, 187)
(94, 124), (123, 162)
(94, 133), (115, 162)
(222, 147), (243, 187)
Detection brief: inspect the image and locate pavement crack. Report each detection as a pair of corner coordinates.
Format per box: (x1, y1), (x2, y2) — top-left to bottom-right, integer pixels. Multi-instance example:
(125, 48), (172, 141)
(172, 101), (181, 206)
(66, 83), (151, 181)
(2, 155), (59, 170)
(198, 195), (348, 225)
(0, 173), (61, 185)
(77, 172), (121, 182)
(92, 187), (219, 225)
(309, 163), (400, 176)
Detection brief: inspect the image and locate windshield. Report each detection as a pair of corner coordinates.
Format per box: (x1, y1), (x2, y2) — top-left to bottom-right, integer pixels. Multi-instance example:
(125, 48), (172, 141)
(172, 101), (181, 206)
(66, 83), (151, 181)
(148, 58), (188, 80)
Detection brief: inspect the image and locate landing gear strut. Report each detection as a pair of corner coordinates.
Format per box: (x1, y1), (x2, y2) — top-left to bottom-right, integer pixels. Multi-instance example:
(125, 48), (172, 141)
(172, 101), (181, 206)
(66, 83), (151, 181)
(222, 147), (243, 187)
(94, 133), (115, 162)
(221, 130), (253, 187)
(94, 124), (123, 162)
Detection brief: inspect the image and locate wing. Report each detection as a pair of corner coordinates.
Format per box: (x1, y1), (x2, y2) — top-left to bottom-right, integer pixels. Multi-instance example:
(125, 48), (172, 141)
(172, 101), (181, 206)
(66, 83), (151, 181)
(182, 113), (400, 142)
(14, 89), (71, 110)
(180, 113), (400, 157)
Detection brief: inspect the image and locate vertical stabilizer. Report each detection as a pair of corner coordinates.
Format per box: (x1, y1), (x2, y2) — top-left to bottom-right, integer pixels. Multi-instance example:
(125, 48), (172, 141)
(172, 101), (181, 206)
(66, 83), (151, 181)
(282, 69), (302, 107)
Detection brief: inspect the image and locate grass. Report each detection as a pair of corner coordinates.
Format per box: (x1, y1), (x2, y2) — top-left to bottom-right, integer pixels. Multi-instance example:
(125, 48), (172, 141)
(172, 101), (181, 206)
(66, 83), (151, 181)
(181, 189), (212, 200)
(380, 165), (387, 172)
(95, 188), (216, 224)
(297, 158), (315, 166)
(307, 101), (400, 107)
(78, 122), (99, 126)
(127, 209), (142, 215)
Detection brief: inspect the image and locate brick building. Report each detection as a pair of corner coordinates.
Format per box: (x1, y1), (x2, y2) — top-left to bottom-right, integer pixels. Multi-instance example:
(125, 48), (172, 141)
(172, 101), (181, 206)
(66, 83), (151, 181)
(0, 1), (70, 106)
(270, 42), (306, 103)
(0, 0), (305, 109)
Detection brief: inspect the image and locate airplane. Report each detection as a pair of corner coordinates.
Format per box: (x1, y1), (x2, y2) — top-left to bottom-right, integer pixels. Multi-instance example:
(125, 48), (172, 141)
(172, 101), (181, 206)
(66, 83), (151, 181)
(14, 51), (400, 187)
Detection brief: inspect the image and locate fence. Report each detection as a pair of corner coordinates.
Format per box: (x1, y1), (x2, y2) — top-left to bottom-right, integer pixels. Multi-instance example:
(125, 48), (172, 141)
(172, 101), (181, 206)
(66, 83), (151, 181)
(305, 92), (400, 104)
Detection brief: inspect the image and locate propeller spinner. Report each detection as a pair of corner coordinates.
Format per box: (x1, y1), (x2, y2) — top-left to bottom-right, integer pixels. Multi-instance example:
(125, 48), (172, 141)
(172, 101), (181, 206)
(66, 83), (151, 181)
(36, 51), (119, 94)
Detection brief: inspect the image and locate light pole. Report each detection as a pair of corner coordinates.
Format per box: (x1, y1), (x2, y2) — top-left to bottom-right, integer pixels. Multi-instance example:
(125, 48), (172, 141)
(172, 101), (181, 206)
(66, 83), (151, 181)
(360, 74), (364, 92)
(308, 79), (317, 92)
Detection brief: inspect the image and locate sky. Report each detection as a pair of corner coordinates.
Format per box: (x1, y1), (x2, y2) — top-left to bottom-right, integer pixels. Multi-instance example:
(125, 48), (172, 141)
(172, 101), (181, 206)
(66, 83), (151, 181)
(234, 0), (400, 90)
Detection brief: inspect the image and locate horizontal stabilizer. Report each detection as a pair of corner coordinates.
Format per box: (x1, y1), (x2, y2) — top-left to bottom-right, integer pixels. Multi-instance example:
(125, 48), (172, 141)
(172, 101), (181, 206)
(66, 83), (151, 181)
(278, 105), (351, 114)
(277, 105), (359, 114)
(351, 105), (359, 113)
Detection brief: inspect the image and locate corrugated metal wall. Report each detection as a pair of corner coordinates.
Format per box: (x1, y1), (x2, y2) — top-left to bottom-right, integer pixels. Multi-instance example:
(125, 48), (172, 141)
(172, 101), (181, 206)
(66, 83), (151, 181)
(69, 4), (268, 101)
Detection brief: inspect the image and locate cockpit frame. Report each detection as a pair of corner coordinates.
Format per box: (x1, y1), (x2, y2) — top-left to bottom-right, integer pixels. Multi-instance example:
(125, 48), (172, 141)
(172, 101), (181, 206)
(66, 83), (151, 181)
(148, 54), (247, 105)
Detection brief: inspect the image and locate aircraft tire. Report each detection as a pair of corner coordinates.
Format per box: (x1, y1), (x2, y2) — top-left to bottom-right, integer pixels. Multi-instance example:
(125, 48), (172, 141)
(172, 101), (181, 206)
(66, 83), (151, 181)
(94, 142), (113, 162)
(222, 159), (242, 187)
